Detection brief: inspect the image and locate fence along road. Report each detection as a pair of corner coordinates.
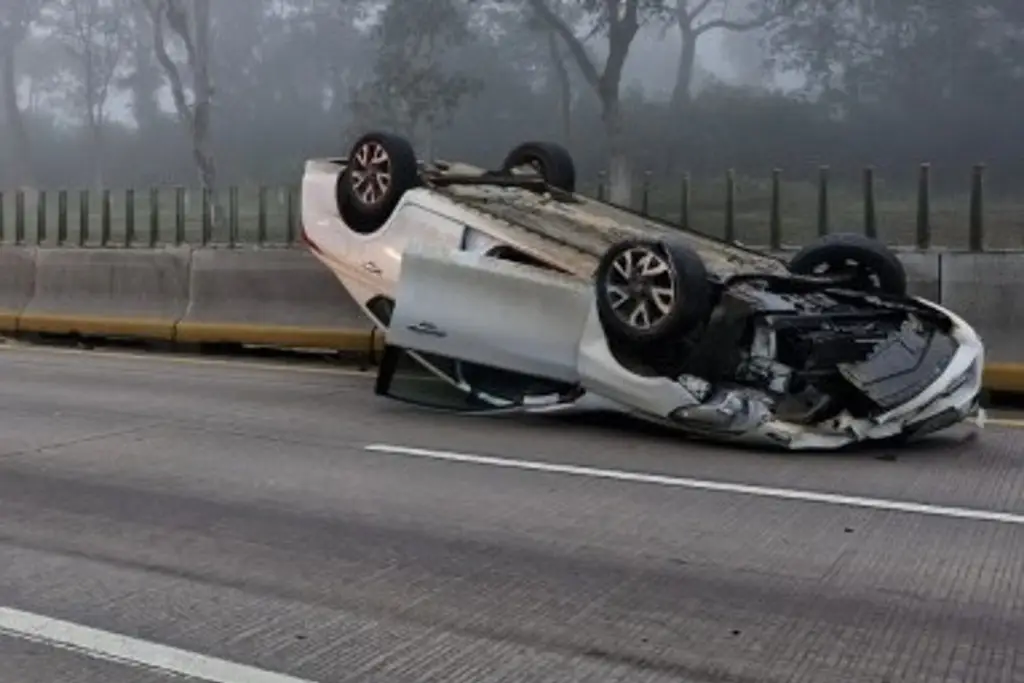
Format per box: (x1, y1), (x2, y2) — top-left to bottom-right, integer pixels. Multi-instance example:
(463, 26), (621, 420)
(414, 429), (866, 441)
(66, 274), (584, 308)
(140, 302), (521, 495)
(0, 163), (1022, 391)
(0, 342), (1021, 681)
(0, 162), (1008, 249)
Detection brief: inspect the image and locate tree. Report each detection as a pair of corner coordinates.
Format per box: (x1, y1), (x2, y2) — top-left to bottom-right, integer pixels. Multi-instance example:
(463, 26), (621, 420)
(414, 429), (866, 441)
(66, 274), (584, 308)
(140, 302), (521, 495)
(668, 0), (794, 112)
(42, 0), (130, 187)
(547, 29), (574, 144)
(766, 0), (1022, 116)
(120, 0), (164, 134)
(0, 0), (47, 185)
(523, 0), (663, 204)
(350, 0), (482, 158)
(523, 2), (586, 146)
(142, 0), (216, 200)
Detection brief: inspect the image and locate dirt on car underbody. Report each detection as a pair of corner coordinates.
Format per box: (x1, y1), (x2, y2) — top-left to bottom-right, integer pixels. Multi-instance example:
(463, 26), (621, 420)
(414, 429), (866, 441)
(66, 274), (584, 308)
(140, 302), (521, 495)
(436, 182), (788, 280)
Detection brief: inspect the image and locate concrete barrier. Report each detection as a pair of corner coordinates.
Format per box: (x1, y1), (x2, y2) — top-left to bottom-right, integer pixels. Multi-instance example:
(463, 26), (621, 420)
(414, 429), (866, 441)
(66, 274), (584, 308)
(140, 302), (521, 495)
(938, 252), (1024, 392)
(893, 250), (941, 301)
(939, 253), (1021, 362)
(0, 247), (37, 332)
(1, 244), (1022, 395)
(175, 247), (378, 351)
(18, 247), (192, 340)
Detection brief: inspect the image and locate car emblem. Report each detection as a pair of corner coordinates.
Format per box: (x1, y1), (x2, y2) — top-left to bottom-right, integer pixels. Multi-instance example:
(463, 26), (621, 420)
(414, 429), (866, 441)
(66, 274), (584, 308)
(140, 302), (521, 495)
(407, 321), (446, 338)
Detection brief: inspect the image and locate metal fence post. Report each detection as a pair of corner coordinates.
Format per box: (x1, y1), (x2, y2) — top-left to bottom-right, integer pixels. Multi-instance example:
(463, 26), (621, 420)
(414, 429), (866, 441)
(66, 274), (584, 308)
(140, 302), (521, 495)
(174, 187), (185, 245)
(14, 190), (25, 245)
(201, 187), (212, 245)
(679, 173), (690, 230)
(968, 164), (984, 252)
(769, 169), (782, 250)
(724, 169), (735, 243)
(862, 167), (877, 239)
(36, 190), (46, 245)
(125, 188), (135, 247)
(228, 186), (239, 247)
(79, 190), (89, 246)
(816, 166), (829, 237)
(257, 186), (268, 245)
(286, 186), (296, 244)
(640, 171), (651, 216)
(149, 188), (159, 247)
(57, 190), (67, 245)
(915, 163), (930, 249)
(100, 189), (111, 246)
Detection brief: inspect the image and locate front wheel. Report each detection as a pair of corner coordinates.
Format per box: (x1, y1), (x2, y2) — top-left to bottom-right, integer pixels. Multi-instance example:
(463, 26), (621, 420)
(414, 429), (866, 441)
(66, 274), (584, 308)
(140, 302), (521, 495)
(594, 238), (712, 346)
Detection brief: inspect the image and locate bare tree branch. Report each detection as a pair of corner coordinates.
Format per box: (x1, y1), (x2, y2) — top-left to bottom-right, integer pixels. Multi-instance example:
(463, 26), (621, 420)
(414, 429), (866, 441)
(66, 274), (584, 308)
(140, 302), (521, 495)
(524, 0), (601, 88)
(144, 0), (217, 200)
(146, 0), (191, 131)
(694, 15), (773, 34)
(686, 0), (716, 21)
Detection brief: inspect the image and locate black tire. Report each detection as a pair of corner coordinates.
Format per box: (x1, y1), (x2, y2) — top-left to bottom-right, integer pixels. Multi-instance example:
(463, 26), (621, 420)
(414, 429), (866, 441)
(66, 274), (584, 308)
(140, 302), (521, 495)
(338, 131), (419, 233)
(595, 238), (712, 345)
(788, 233), (908, 296)
(501, 141), (576, 193)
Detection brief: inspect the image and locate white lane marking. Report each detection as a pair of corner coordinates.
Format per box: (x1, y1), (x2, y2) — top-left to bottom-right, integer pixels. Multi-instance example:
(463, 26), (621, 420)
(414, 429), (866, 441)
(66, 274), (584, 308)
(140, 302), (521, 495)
(0, 607), (317, 683)
(365, 443), (1024, 526)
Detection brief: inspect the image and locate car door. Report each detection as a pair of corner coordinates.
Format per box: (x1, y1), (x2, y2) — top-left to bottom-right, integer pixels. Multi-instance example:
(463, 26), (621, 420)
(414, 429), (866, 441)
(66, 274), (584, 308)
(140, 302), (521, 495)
(375, 242), (592, 412)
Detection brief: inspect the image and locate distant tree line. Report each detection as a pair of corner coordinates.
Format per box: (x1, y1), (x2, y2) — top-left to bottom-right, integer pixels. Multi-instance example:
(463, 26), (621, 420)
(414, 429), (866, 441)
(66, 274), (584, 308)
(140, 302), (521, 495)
(0, 0), (1020, 200)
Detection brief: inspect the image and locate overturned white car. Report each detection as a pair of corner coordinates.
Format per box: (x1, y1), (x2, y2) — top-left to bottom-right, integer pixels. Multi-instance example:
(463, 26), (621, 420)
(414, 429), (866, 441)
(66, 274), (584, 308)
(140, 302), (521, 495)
(300, 131), (985, 450)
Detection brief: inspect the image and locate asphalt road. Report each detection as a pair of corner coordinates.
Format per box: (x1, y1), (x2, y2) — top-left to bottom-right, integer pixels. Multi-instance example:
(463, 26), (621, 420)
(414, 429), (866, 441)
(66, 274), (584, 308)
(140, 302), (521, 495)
(0, 342), (1022, 683)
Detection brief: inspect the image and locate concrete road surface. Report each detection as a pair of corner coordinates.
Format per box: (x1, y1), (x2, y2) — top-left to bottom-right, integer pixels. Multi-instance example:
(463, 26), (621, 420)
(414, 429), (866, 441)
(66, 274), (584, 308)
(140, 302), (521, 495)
(0, 342), (1021, 683)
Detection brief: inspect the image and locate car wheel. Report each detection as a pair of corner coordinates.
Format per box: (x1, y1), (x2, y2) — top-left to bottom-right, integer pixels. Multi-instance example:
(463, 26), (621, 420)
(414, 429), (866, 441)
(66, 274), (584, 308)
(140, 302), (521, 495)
(788, 233), (908, 296)
(500, 141), (576, 193)
(337, 131), (419, 233)
(595, 238), (712, 346)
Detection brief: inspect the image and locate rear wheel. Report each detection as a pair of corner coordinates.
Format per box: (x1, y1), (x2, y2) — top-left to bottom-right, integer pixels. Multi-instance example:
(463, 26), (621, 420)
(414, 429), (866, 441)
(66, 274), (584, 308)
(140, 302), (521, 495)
(337, 131), (419, 234)
(595, 238), (712, 347)
(788, 233), (907, 296)
(500, 141), (576, 193)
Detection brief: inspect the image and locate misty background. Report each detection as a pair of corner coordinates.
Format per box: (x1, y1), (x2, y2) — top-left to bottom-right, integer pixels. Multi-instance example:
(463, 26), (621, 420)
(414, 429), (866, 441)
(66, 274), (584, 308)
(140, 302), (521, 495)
(0, 0), (1021, 245)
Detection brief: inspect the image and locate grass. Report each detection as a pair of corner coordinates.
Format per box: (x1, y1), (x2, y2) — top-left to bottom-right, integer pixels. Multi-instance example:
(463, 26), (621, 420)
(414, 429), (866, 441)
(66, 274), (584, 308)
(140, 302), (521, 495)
(1, 178), (1020, 250)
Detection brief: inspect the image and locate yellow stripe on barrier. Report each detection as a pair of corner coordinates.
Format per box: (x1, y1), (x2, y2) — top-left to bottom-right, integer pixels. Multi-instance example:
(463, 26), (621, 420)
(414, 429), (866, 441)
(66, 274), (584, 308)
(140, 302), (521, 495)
(18, 313), (176, 340)
(174, 321), (383, 352)
(983, 364), (1024, 394)
(5, 310), (1024, 396)
(0, 310), (20, 332)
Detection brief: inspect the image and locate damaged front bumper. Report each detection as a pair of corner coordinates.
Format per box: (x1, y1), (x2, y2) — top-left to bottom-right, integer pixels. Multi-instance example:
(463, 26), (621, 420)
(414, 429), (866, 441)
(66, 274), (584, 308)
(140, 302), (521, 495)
(667, 301), (986, 451)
